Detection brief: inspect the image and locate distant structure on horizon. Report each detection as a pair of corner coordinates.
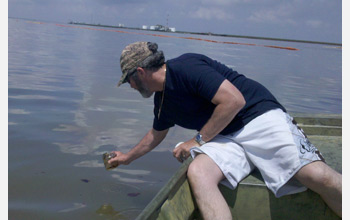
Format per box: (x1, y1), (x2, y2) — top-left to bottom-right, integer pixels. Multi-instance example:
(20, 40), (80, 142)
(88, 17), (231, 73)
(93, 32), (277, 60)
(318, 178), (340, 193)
(143, 24), (176, 32)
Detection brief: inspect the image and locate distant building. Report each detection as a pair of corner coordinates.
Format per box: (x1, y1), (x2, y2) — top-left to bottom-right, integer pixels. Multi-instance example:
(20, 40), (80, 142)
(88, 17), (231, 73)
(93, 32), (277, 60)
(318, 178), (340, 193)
(147, 24), (176, 32)
(155, 24), (166, 31)
(118, 23), (124, 27)
(142, 25), (148, 30)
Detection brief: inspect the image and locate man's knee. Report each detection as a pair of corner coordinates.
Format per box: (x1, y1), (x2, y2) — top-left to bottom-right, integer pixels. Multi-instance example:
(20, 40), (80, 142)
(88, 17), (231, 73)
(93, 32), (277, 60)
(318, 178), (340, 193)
(187, 154), (225, 186)
(187, 158), (207, 184)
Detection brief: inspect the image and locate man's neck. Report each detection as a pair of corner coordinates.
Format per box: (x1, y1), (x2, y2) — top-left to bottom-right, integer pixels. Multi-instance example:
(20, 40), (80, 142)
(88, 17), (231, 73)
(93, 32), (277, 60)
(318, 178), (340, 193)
(152, 64), (167, 91)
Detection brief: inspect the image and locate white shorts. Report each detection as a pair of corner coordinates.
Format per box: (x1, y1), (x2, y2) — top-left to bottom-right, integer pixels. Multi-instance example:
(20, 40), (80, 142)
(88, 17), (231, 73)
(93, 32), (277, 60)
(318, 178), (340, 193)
(190, 109), (324, 198)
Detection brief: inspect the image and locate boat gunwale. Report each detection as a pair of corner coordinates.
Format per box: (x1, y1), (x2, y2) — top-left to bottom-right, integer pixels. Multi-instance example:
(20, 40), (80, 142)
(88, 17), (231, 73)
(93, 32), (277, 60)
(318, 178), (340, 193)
(135, 158), (192, 220)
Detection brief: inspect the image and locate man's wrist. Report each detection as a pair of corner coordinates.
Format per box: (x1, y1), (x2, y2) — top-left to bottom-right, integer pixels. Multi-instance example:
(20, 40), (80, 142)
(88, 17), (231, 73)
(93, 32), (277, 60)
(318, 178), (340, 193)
(122, 152), (133, 165)
(194, 132), (206, 146)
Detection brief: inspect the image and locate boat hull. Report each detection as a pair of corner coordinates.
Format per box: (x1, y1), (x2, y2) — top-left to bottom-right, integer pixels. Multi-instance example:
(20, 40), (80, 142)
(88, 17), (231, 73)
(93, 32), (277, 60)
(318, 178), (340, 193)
(136, 114), (342, 220)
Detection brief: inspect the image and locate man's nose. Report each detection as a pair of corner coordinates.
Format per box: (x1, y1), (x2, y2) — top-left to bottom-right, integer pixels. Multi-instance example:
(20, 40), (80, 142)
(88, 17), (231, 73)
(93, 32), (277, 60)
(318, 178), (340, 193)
(129, 81), (136, 90)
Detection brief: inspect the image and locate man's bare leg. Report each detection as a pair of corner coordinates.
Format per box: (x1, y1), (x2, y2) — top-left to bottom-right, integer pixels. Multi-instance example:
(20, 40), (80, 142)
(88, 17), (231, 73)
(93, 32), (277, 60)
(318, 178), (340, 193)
(294, 161), (342, 217)
(187, 154), (232, 220)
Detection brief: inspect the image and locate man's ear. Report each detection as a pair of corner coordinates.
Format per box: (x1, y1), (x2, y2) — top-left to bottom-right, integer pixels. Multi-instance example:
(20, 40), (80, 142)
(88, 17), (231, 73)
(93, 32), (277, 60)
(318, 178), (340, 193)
(136, 67), (146, 78)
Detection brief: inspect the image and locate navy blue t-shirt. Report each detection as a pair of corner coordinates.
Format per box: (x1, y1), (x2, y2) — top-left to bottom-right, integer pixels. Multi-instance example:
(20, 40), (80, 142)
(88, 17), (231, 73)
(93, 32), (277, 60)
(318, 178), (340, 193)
(153, 53), (286, 135)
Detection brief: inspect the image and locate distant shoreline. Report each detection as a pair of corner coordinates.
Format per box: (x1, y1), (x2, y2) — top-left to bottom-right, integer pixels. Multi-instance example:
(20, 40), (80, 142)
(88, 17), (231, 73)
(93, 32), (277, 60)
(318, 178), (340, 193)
(69, 22), (342, 47)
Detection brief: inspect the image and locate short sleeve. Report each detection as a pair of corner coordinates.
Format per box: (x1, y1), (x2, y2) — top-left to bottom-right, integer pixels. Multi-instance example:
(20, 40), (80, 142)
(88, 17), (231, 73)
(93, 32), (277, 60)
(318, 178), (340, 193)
(186, 62), (226, 102)
(152, 116), (174, 131)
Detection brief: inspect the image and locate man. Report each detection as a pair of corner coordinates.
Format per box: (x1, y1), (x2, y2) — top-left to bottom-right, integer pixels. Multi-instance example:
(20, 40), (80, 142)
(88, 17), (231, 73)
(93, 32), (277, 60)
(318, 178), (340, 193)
(109, 41), (342, 219)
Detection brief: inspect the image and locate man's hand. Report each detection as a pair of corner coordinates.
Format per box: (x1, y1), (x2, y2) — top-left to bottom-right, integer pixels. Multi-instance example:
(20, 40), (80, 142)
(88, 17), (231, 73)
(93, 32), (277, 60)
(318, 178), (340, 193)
(108, 151), (131, 167)
(173, 139), (200, 163)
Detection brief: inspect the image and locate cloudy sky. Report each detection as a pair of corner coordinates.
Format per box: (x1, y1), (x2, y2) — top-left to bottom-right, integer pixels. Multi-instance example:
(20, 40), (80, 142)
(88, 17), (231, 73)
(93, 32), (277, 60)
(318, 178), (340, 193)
(8, 0), (342, 43)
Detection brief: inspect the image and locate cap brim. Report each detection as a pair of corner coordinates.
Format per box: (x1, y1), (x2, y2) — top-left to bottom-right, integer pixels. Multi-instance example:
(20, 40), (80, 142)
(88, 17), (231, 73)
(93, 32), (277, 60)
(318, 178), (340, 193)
(117, 72), (128, 87)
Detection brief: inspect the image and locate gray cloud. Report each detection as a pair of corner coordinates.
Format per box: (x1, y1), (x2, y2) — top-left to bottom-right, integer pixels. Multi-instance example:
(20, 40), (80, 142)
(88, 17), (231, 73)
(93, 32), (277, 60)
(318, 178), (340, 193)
(306, 20), (324, 28)
(191, 7), (235, 21)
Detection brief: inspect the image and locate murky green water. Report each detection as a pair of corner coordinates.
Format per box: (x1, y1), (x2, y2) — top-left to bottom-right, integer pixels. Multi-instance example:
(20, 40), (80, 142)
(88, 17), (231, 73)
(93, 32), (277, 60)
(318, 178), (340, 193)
(8, 18), (341, 219)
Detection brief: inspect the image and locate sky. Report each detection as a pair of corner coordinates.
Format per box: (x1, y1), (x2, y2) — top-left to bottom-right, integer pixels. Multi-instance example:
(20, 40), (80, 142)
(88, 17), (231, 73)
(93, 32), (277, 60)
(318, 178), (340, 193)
(8, 0), (342, 43)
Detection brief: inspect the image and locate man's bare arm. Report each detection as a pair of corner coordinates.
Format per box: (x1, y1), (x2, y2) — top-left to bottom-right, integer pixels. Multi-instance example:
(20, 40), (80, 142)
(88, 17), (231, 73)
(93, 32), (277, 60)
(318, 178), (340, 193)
(173, 79), (245, 162)
(200, 79), (246, 142)
(109, 128), (169, 166)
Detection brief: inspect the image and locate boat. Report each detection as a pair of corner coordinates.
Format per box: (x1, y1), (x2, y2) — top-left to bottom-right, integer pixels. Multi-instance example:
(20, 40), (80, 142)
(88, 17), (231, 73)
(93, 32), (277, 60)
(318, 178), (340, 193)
(136, 114), (342, 220)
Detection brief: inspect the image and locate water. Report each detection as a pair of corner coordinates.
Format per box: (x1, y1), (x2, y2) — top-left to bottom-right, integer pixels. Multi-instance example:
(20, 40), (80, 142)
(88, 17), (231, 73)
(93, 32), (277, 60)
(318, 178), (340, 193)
(8, 18), (341, 219)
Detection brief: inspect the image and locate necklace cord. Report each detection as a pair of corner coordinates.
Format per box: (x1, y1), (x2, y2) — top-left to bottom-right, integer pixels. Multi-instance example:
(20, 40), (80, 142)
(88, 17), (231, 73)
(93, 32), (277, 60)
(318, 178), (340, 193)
(157, 68), (166, 120)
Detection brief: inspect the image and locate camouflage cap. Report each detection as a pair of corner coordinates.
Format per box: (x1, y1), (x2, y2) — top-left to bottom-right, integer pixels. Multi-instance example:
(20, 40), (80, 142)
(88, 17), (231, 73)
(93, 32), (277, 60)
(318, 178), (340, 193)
(118, 42), (153, 86)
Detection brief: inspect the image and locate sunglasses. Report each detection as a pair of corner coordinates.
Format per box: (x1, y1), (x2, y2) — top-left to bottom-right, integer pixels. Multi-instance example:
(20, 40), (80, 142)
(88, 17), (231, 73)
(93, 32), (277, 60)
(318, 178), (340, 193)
(125, 71), (137, 84)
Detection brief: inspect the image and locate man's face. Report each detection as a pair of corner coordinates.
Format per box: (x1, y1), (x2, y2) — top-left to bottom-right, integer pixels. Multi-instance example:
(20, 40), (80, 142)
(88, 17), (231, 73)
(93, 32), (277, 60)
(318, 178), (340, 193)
(130, 73), (154, 98)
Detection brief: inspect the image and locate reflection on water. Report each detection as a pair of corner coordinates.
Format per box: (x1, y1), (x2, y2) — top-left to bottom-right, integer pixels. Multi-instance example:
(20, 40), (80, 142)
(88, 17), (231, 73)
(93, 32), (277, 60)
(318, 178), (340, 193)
(59, 203), (87, 213)
(8, 18), (341, 219)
